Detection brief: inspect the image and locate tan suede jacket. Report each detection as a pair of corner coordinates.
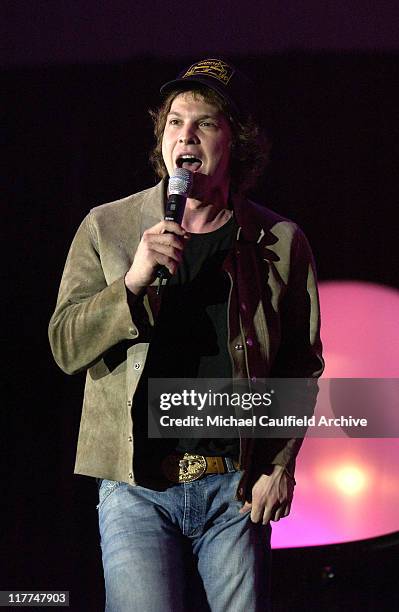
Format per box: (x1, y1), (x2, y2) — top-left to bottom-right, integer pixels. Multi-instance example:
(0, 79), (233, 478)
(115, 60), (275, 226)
(48, 180), (324, 501)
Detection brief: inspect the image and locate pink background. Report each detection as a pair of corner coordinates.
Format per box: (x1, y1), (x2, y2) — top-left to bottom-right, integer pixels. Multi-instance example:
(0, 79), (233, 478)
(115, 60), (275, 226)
(272, 281), (399, 547)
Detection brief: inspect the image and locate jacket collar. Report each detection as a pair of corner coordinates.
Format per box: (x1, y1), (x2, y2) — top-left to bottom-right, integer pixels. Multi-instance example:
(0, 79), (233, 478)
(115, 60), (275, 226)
(140, 179), (278, 245)
(140, 180), (166, 236)
(231, 191), (270, 243)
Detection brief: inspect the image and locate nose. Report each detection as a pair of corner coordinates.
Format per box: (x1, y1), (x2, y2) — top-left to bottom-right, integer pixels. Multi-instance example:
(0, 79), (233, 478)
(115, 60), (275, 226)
(178, 122), (199, 144)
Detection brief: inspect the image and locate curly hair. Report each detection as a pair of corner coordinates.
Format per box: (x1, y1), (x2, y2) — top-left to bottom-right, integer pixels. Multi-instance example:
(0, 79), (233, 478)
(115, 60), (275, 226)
(149, 84), (270, 194)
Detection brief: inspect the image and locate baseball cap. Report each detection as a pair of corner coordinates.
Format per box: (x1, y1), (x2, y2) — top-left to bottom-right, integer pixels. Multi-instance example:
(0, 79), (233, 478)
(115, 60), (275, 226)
(160, 58), (255, 120)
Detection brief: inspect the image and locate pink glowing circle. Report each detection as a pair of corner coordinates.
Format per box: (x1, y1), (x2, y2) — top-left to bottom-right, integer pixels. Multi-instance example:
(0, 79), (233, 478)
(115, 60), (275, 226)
(319, 281), (399, 378)
(272, 281), (399, 548)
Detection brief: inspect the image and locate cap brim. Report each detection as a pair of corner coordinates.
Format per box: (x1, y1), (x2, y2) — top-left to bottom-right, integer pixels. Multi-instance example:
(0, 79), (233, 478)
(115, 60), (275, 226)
(159, 76), (240, 117)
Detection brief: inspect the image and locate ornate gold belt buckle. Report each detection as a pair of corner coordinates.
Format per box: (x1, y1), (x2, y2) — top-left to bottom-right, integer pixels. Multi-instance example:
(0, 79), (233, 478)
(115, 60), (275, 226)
(178, 453), (207, 482)
(161, 453), (207, 483)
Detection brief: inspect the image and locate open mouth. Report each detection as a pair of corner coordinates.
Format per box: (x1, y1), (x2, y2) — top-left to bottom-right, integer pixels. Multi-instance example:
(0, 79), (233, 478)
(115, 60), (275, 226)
(176, 154), (202, 172)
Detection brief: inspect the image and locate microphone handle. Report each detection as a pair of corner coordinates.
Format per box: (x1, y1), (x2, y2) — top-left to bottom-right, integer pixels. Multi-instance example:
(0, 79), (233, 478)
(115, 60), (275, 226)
(164, 193), (187, 225)
(156, 193), (187, 293)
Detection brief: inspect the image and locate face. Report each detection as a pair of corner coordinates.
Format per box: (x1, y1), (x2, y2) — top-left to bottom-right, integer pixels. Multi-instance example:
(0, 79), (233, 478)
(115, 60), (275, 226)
(161, 92), (232, 197)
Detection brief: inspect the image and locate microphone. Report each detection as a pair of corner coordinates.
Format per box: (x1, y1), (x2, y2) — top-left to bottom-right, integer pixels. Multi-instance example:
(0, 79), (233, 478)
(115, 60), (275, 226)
(164, 168), (193, 223)
(156, 168), (193, 293)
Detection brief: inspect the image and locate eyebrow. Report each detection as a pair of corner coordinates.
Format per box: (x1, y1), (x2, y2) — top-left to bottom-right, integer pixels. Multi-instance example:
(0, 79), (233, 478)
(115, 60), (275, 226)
(167, 111), (219, 120)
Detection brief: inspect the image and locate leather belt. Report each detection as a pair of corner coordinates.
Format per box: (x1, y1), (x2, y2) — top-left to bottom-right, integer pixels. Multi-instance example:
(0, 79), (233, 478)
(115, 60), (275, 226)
(161, 453), (240, 483)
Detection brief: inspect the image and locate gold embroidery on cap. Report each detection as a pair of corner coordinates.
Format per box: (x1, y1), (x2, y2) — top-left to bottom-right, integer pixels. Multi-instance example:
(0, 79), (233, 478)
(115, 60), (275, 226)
(183, 59), (234, 85)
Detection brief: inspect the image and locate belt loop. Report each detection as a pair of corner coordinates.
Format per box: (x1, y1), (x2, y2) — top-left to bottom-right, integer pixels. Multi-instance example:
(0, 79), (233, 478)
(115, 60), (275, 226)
(224, 457), (236, 473)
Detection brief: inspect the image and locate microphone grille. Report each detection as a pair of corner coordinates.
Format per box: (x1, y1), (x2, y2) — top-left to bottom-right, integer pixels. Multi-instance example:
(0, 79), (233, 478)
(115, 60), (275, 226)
(168, 168), (193, 197)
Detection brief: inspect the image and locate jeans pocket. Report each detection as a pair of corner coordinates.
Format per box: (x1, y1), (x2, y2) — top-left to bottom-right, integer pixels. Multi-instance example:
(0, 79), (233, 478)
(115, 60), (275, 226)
(96, 479), (123, 511)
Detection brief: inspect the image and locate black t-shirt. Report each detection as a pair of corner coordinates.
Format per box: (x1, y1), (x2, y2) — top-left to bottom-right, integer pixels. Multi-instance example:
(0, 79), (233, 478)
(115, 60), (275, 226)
(133, 215), (239, 460)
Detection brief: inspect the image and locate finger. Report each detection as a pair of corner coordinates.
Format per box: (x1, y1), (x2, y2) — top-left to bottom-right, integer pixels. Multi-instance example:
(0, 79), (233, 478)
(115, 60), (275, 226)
(283, 503), (291, 518)
(149, 221), (188, 236)
(150, 243), (183, 263)
(151, 252), (180, 275)
(239, 502), (252, 514)
(144, 233), (185, 252)
(250, 503), (264, 524)
(261, 505), (273, 525)
(272, 506), (285, 522)
(162, 221), (189, 235)
(154, 234), (186, 249)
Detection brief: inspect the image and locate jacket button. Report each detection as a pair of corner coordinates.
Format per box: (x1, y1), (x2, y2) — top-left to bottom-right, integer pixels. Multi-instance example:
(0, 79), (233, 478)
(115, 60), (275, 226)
(234, 344), (244, 351)
(129, 327), (137, 336)
(134, 363), (141, 370)
(128, 472), (133, 479)
(127, 399), (132, 407)
(128, 435), (133, 442)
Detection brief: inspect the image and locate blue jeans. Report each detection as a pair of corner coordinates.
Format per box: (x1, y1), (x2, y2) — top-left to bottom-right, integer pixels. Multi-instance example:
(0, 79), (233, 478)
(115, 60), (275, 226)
(98, 472), (271, 612)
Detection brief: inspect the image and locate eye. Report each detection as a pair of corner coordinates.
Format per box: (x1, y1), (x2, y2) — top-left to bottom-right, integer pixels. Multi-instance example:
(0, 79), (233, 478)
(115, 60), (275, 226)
(200, 120), (217, 128)
(168, 118), (181, 126)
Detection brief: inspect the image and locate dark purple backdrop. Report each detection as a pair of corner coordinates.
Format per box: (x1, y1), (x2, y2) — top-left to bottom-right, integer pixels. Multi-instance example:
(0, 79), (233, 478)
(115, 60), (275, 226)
(2, 0), (399, 66)
(3, 4), (399, 611)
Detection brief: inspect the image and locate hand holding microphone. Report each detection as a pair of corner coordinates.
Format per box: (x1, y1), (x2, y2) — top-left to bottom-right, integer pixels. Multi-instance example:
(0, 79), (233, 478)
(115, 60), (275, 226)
(124, 169), (193, 296)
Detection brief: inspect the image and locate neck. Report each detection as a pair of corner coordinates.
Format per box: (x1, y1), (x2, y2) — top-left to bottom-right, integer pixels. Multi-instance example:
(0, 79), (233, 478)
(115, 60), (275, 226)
(182, 201), (232, 233)
(181, 181), (231, 233)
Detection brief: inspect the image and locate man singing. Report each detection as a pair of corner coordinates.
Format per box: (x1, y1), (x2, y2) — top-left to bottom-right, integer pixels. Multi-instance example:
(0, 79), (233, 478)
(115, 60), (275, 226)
(49, 58), (324, 611)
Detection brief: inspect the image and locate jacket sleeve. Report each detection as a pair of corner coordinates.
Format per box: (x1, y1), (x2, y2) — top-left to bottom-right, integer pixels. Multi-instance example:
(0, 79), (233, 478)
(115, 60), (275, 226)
(48, 213), (143, 375)
(268, 225), (324, 472)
